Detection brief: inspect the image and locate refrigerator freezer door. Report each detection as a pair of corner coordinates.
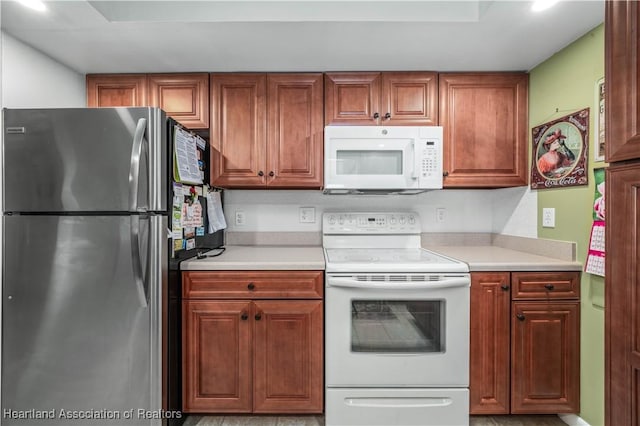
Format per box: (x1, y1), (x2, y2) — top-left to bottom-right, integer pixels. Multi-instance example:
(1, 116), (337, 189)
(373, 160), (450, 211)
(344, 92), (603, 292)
(2, 107), (167, 213)
(1, 214), (166, 425)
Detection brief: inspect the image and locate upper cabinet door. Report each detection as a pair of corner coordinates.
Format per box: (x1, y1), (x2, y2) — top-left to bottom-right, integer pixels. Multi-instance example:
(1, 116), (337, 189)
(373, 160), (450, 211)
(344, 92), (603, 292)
(87, 74), (148, 107)
(324, 72), (437, 126)
(381, 72), (438, 125)
(148, 73), (210, 129)
(267, 73), (324, 188)
(439, 73), (529, 188)
(605, 1), (640, 162)
(210, 73), (267, 187)
(324, 72), (382, 125)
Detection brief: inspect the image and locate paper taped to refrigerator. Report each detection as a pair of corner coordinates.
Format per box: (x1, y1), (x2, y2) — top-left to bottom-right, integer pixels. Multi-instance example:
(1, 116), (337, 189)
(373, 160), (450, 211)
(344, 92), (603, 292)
(173, 127), (203, 184)
(206, 190), (227, 233)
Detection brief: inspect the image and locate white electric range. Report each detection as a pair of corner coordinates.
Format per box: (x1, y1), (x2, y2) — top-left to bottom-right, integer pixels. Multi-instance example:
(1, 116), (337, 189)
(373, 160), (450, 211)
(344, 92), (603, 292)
(323, 211), (470, 426)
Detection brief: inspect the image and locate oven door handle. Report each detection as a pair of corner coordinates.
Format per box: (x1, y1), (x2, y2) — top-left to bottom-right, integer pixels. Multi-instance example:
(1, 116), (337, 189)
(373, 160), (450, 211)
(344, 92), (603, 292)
(327, 276), (469, 290)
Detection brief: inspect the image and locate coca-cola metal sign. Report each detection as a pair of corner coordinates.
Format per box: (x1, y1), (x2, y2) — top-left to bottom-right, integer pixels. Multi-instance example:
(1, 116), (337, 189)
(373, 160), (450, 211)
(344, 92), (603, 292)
(530, 108), (589, 190)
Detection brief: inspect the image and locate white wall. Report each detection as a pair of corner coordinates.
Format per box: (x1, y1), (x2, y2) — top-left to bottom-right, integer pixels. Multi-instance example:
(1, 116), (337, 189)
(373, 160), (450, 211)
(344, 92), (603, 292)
(492, 186), (537, 237)
(223, 186), (537, 237)
(1, 31), (85, 108)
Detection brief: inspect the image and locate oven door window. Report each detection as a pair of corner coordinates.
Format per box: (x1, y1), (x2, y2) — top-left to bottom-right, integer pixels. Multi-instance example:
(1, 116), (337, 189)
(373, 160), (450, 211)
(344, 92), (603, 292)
(336, 150), (403, 175)
(351, 300), (444, 353)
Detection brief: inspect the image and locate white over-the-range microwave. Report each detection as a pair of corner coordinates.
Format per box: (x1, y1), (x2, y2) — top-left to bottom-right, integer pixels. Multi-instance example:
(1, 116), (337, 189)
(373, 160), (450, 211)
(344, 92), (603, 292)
(323, 125), (443, 194)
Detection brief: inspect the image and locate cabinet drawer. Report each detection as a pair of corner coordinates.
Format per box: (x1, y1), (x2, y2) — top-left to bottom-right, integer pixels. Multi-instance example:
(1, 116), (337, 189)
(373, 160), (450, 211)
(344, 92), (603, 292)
(511, 272), (580, 300)
(183, 271), (323, 299)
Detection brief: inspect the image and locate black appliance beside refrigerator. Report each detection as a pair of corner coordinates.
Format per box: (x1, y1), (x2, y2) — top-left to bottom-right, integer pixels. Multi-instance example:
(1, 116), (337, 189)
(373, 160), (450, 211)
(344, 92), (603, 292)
(1, 107), (223, 425)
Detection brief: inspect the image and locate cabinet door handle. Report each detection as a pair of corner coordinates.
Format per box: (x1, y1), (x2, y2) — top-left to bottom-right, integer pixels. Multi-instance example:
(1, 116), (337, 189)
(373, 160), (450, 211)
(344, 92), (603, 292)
(443, 171), (449, 177)
(544, 284), (555, 290)
(516, 313), (526, 321)
(258, 171), (264, 177)
(383, 112), (391, 120)
(501, 285), (510, 291)
(241, 312), (249, 321)
(255, 312), (262, 321)
(247, 282), (255, 290)
(269, 171), (275, 177)
(373, 112), (380, 119)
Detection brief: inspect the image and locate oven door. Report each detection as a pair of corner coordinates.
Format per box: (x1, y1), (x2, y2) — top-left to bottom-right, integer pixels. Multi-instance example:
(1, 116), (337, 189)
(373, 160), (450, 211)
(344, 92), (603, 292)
(325, 273), (470, 388)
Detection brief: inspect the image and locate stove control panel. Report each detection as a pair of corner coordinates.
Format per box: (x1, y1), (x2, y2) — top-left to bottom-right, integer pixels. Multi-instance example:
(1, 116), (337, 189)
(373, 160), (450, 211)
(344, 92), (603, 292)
(323, 212), (420, 234)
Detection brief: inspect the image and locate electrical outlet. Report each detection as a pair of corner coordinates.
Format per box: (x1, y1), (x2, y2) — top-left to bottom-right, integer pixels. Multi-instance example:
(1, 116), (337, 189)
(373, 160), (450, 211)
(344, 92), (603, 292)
(542, 208), (555, 228)
(436, 207), (446, 223)
(235, 210), (246, 226)
(299, 207), (316, 223)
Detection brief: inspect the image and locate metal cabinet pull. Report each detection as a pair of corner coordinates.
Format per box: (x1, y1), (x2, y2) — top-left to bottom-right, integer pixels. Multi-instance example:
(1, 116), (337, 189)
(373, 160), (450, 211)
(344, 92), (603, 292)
(258, 171), (264, 177)
(373, 112), (380, 119)
(383, 112), (391, 120)
(269, 171), (275, 177)
(241, 312), (249, 321)
(544, 283), (555, 290)
(247, 282), (255, 290)
(516, 313), (526, 321)
(255, 312), (262, 321)
(501, 285), (510, 291)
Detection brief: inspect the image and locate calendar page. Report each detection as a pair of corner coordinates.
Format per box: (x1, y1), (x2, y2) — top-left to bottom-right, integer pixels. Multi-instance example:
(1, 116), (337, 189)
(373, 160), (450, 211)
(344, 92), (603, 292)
(585, 220), (605, 276)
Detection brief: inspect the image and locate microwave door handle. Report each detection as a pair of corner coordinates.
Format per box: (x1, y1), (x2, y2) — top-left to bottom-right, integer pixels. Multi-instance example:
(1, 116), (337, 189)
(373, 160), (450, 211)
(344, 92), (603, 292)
(328, 276), (469, 290)
(411, 140), (418, 180)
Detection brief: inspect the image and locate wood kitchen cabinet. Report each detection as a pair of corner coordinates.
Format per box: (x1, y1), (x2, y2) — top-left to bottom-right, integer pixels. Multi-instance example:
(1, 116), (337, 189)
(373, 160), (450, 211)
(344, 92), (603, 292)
(438, 73), (528, 188)
(605, 1), (640, 163)
(470, 272), (511, 414)
(87, 74), (148, 108)
(470, 271), (580, 415)
(182, 300), (252, 412)
(605, 162), (640, 425)
(181, 270), (324, 414)
(86, 73), (210, 129)
(605, 3), (640, 424)
(324, 72), (438, 126)
(209, 73), (323, 188)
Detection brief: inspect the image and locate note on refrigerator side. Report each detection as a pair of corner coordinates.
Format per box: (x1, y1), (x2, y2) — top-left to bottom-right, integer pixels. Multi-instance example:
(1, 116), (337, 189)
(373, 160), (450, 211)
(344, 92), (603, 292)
(174, 126), (203, 185)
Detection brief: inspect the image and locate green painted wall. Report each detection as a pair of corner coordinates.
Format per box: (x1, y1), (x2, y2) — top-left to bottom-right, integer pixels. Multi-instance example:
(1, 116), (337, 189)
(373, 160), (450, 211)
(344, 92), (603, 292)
(529, 24), (604, 426)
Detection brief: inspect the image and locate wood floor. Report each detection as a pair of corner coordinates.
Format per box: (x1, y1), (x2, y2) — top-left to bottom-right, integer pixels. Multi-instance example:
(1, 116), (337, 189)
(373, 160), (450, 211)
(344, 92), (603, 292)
(184, 414), (568, 426)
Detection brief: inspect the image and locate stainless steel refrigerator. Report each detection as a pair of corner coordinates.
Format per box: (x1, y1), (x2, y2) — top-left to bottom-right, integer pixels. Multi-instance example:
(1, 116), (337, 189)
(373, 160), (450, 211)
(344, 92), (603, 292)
(1, 107), (220, 425)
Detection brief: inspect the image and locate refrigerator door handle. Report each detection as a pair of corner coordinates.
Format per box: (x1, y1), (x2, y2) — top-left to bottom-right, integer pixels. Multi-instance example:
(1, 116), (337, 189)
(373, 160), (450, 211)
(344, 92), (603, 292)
(129, 118), (148, 212)
(130, 215), (149, 308)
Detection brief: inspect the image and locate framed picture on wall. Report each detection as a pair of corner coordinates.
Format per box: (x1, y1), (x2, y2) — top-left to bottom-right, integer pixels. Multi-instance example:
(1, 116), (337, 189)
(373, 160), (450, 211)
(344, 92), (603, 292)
(594, 77), (605, 162)
(530, 108), (590, 190)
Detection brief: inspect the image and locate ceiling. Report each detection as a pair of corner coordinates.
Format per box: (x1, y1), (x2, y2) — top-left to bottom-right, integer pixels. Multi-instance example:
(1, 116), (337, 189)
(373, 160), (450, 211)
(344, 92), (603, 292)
(0, 0), (605, 75)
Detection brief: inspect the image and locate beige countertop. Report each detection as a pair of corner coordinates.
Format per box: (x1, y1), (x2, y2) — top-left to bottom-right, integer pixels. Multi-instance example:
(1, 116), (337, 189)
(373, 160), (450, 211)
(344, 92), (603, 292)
(425, 245), (583, 272)
(180, 235), (582, 272)
(180, 245), (326, 271)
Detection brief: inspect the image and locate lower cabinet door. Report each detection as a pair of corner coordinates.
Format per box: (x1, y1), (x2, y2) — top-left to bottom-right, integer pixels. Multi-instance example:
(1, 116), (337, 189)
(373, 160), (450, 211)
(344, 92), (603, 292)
(182, 300), (253, 413)
(470, 272), (511, 414)
(252, 300), (324, 413)
(511, 301), (580, 414)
